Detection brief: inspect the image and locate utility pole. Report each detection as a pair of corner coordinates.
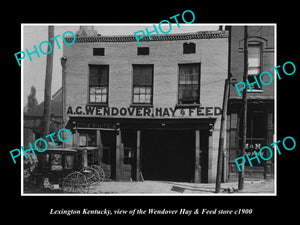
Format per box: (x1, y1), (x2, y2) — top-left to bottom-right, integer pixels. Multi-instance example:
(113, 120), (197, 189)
(42, 25), (55, 137)
(238, 26), (248, 190)
(215, 78), (230, 193)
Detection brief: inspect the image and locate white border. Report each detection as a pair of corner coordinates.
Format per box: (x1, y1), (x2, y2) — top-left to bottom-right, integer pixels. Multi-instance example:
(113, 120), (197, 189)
(21, 23), (277, 196)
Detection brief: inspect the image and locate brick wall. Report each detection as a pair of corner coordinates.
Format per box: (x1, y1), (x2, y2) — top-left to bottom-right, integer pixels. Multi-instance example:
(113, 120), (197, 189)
(229, 25), (275, 99)
(63, 34), (228, 183)
(64, 38), (228, 110)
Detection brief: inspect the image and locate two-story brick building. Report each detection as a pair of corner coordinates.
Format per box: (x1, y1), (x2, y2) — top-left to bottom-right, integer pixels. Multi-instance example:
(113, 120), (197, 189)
(62, 26), (229, 183)
(226, 25), (275, 180)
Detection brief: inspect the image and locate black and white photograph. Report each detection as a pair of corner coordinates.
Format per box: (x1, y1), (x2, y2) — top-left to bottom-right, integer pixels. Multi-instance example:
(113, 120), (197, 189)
(3, 5), (298, 220)
(21, 24), (276, 195)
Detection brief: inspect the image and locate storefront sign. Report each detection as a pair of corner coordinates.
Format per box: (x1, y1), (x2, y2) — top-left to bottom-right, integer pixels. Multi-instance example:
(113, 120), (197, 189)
(66, 105), (222, 118)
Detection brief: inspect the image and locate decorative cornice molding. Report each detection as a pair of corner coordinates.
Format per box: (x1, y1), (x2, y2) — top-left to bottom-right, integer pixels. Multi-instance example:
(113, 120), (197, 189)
(64, 30), (229, 43)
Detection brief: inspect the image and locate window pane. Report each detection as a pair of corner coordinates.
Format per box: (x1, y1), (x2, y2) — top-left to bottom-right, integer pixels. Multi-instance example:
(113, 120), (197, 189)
(178, 85), (185, 100)
(139, 87), (145, 94)
(133, 65), (153, 85)
(95, 87), (101, 94)
(90, 87), (96, 94)
(248, 45), (261, 67)
(248, 67), (260, 75)
(133, 87), (140, 94)
(145, 94), (151, 103)
(101, 94), (107, 103)
(90, 94), (95, 102)
(139, 94), (146, 103)
(178, 64), (200, 104)
(101, 86), (107, 93)
(249, 58), (260, 67)
(95, 95), (101, 102)
(145, 87), (151, 94)
(89, 65), (108, 85)
(133, 94), (139, 103)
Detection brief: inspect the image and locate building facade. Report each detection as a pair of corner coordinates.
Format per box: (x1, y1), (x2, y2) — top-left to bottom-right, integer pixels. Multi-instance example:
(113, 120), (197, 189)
(226, 25), (275, 180)
(62, 26), (228, 183)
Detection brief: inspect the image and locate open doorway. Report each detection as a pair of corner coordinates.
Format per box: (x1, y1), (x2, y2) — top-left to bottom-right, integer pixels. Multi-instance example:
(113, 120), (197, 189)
(141, 129), (195, 182)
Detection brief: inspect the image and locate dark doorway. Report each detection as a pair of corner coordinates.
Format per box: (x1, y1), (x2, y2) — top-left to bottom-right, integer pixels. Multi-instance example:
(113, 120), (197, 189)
(141, 129), (195, 182)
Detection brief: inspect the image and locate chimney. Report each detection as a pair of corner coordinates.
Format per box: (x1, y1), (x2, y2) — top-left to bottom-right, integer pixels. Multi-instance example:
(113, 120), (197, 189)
(76, 26), (98, 36)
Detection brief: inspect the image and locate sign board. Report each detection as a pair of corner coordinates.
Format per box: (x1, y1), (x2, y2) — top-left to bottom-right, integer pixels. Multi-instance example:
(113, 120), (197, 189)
(66, 105), (222, 118)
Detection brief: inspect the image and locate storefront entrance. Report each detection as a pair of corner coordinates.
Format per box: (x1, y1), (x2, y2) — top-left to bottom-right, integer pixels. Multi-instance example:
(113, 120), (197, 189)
(141, 129), (195, 182)
(66, 117), (213, 183)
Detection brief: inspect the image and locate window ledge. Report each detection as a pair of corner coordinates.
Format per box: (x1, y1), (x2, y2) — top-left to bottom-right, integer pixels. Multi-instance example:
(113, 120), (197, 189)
(130, 104), (153, 108)
(175, 103), (201, 109)
(87, 103), (108, 107)
(247, 90), (263, 93)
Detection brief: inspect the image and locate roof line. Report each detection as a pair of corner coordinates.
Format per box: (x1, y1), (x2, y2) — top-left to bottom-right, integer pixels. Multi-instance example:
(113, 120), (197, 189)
(64, 30), (228, 43)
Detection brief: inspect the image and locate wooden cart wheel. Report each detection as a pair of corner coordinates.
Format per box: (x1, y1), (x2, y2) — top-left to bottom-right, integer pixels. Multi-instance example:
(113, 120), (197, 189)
(79, 167), (100, 185)
(90, 165), (105, 182)
(99, 163), (111, 181)
(62, 171), (89, 193)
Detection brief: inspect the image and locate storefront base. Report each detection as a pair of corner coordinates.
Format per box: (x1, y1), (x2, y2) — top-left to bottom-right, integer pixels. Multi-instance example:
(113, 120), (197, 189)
(66, 117), (219, 183)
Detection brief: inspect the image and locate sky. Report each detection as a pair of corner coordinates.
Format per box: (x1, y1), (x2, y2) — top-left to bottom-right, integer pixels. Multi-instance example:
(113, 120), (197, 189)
(22, 24), (219, 107)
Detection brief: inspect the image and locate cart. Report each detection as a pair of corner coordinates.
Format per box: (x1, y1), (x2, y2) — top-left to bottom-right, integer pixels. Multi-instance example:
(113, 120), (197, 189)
(38, 148), (105, 193)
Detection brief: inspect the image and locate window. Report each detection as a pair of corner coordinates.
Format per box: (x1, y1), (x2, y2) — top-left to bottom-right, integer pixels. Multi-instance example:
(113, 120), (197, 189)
(132, 64), (153, 104)
(183, 42), (196, 54)
(178, 63), (200, 104)
(247, 43), (262, 91)
(137, 47), (149, 55)
(79, 131), (96, 147)
(93, 48), (105, 56)
(89, 65), (109, 104)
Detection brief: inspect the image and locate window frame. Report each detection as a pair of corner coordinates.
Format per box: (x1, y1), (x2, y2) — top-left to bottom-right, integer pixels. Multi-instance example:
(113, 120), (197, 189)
(177, 63), (201, 106)
(137, 47), (150, 55)
(132, 64), (154, 105)
(183, 42), (196, 54)
(247, 42), (263, 92)
(88, 64), (109, 105)
(93, 48), (105, 56)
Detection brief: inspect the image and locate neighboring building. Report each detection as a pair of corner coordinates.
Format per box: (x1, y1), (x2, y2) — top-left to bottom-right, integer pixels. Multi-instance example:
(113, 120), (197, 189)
(24, 87), (63, 148)
(226, 25), (275, 180)
(62, 26), (229, 183)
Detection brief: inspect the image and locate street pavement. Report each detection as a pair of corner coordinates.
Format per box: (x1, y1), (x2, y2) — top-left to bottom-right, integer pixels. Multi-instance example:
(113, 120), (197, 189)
(87, 179), (275, 195)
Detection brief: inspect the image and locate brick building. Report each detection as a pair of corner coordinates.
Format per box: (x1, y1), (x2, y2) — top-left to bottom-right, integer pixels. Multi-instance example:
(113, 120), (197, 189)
(62, 26), (228, 183)
(226, 25), (275, 180)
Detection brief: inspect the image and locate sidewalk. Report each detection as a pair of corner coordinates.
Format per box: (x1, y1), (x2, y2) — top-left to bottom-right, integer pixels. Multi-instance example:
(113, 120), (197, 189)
(88, 179), (275, 195)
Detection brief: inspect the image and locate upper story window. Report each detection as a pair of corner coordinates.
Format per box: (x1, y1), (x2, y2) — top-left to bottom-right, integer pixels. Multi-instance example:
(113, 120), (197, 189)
(93, 48), (105, 56)
(247, 43), (262, 91)
(137, 47), (149, 55)
(183, 42), (196, 54)
(89, 65), (109, 104)
(178, 63), (200, 105)
(132, 64), (153, 104)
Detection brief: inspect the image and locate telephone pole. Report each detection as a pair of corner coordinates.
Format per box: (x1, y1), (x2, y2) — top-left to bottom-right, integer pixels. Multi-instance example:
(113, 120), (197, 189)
(215, 78), (229, 193)
(42, 25), (55, 137)
(238, 26), (248, 190)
